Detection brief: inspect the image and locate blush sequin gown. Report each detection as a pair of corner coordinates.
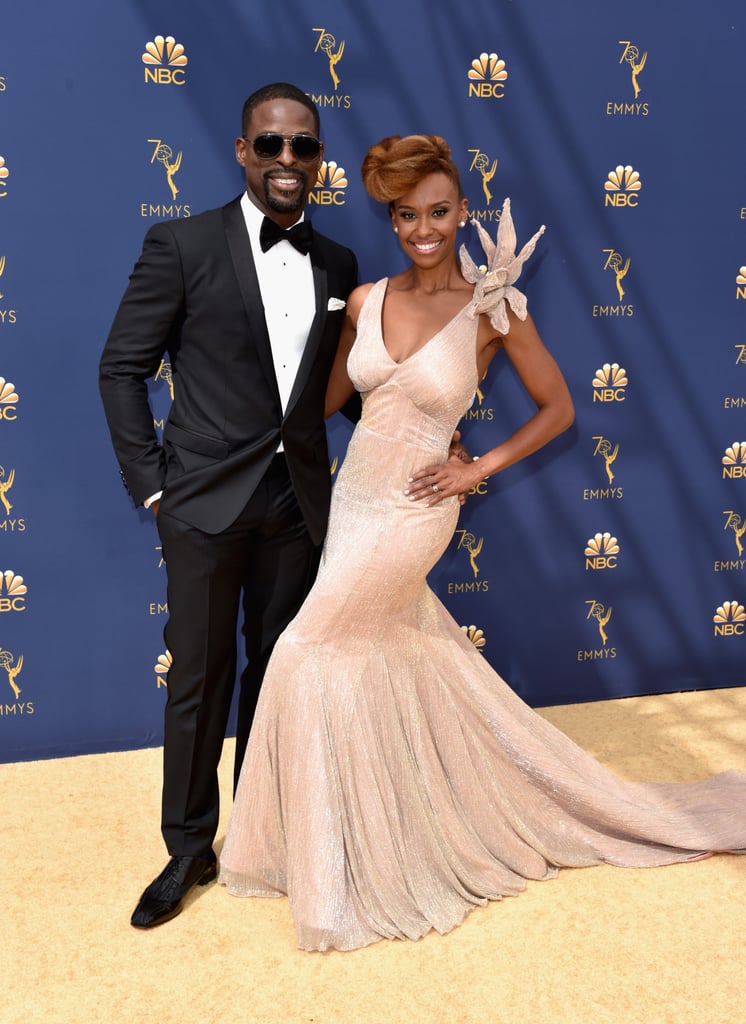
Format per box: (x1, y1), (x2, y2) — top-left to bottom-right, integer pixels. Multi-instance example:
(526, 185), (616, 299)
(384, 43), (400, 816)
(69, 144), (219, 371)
(219, 278), (746, 951)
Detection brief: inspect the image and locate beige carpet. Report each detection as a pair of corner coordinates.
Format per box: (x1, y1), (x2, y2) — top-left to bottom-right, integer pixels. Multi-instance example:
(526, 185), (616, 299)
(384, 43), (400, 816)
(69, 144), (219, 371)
(2, 687), (745, 1024)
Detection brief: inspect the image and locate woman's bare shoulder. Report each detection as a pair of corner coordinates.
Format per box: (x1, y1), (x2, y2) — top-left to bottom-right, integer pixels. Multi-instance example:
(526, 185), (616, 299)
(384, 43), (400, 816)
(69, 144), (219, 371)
(347, 281), (380, 321)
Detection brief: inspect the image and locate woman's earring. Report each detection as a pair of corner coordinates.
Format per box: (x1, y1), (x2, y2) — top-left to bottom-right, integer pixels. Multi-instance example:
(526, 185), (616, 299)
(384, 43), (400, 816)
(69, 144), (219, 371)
(393, 226), (399, 233)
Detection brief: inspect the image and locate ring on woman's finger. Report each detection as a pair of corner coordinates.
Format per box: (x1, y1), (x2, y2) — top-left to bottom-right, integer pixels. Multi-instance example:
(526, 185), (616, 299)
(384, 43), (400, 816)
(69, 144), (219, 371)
(432, 483), (439, 493)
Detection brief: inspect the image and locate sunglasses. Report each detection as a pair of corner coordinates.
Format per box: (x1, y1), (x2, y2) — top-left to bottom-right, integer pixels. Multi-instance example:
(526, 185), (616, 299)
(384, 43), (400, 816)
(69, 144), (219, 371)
(243, 133), (322, 162)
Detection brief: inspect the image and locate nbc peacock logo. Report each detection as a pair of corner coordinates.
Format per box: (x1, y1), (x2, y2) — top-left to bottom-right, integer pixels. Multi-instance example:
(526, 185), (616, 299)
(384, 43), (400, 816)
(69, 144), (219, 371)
(713, 600), (745, 637)
(604, 165), (642, 207)
(460, 624), (486, 652)
(722, 442), (746, 479)
(736, 268), (746, 300)
(468, 52), (507, 98)
(592, 363), (628, 403)
(309, 161), (347, 207)
(142, 35), (188, 85)
(154, 649), (172, 689)
(0, 569), (26, 612)
(585, 532), (619, 570)
(0, 155), (8, 198)
(0, 377), (18, 421)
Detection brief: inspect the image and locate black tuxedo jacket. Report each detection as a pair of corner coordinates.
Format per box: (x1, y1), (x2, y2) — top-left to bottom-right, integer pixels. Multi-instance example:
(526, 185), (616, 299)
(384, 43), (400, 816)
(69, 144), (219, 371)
(99, 196), (358, 543)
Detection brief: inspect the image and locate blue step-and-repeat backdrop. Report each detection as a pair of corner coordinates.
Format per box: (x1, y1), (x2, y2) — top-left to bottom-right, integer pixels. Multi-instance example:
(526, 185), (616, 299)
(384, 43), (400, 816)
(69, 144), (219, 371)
(1, 0), (744, 761)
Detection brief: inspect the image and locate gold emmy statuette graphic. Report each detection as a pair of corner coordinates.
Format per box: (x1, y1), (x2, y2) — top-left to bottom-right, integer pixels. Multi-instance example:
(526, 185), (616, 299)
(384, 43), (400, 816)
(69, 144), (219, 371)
(329, 456), (339, 477)
(724, 511), (746, 557)
(460, 625), (486, 651)
(593, 437), (620, 485)
(313, 28), (344, 90)
(603, 249), (630, 301)
(0, 647), (22, 699)
(586, 600), (612, 646)
(0, 254), (5, 298)
(149, 140), (182, 200)
(0, 464), (15, 515)
(457, 530), (484, 578)
(154, 359), (174, 400)
(618, 41), (647, 98)
(469, 150), (498, 206)
(0, 155), (8, 197)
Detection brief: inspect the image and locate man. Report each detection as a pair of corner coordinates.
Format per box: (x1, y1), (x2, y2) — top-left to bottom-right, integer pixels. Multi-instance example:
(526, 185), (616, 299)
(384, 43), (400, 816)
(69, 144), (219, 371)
(99, 82), (358, 929)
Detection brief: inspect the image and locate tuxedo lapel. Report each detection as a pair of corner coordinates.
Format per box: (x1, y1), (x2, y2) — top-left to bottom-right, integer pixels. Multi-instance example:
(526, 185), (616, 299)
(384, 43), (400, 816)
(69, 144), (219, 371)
(284, 240), (329, 418)
(222, 198), (282, 408)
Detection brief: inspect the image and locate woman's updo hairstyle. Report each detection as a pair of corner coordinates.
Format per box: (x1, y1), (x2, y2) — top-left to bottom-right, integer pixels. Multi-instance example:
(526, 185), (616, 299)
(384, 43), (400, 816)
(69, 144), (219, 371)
(361, 134), (464, 204)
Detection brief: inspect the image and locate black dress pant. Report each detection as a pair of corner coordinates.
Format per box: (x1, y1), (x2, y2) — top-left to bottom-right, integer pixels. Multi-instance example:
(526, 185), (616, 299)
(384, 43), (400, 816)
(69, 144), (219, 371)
(156, 456), (321, 857)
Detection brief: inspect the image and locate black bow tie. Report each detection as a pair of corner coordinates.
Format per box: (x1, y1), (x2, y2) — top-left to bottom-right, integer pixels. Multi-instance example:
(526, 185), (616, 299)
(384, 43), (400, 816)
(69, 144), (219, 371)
(259, 216), (314, 255)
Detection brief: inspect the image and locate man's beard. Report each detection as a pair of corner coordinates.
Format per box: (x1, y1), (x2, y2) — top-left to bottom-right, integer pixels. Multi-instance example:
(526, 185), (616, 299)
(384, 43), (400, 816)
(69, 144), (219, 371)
(263, 171), (308, 213)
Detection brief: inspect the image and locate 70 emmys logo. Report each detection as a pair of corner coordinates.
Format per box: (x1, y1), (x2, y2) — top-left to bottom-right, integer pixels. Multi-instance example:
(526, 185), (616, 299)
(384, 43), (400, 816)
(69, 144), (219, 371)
(447, 530), (489, 593)
(468, 53), (507, 98)
(313, 28), (344, 91)
(468, 149), (499, 207)
(142, 36), (187, 85)
(618, 41), (647, 98)
(603, 249), (630, 301)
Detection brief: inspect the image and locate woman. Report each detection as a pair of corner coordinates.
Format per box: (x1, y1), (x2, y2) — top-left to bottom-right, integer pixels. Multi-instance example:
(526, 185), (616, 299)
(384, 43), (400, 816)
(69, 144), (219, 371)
(220, 135), (746, 952)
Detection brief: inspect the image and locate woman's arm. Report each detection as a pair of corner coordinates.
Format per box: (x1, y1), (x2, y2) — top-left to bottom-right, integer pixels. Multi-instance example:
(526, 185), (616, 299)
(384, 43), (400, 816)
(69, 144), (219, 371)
(406, 308), (574, 503)
(324, 284), (373, 418)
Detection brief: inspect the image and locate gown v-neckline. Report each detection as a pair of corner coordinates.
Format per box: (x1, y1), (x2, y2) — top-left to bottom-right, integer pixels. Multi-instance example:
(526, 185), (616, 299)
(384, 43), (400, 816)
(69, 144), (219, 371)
(378, 278), (470, 366)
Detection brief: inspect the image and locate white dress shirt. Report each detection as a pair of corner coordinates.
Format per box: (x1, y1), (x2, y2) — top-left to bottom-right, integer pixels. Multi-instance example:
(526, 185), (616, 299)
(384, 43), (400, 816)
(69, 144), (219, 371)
(240, 192), (316, 415)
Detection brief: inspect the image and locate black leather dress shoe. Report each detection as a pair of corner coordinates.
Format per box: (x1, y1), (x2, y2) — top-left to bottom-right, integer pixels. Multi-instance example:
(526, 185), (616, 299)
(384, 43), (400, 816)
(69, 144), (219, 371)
(130, 853), (217, 929)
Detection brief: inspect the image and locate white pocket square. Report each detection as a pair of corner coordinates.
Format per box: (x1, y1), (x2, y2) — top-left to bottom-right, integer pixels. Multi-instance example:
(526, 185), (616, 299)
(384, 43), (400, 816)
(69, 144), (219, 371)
(327, 297), (346, 311)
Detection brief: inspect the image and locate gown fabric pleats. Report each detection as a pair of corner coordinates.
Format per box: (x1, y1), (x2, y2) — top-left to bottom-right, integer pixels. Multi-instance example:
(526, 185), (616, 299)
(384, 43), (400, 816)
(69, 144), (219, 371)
(219, 279), (746, 951)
